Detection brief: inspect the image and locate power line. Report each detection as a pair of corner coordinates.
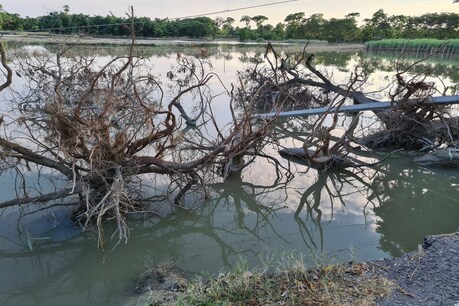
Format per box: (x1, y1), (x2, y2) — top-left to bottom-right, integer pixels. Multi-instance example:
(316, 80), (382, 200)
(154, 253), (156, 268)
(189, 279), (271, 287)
(19, 0), (299, 33)
(175, 0), (299, 19)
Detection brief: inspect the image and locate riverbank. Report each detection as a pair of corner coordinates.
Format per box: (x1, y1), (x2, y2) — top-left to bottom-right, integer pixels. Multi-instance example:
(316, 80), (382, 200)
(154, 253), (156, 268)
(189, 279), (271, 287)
(0, 34), (364, 52)
(127, 232), (459, 305)
(375, 232), (459, 305)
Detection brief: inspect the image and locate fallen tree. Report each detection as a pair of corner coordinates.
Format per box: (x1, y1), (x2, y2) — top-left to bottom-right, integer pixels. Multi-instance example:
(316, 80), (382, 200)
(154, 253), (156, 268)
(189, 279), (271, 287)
(0, 15), (291, 247)
(1, 34), (457, 247)
(244, 43), (459, 169)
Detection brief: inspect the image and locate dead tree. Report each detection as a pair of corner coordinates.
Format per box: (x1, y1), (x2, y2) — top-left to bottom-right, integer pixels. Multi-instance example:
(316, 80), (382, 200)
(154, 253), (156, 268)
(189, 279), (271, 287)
(0, 29), (288, 247)
(245, 43), (459, 169)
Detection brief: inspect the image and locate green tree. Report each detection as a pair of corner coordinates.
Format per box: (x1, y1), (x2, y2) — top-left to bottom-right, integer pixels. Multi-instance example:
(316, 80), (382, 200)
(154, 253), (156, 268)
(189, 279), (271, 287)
(324, 17), (359, 42)
(388, 15), (410, 38)
(221, 17), (235, 36)
(273, 22), (286, 40)
(284, 12), (305, 39)
(252, 15), (268, 36)
(414, 13), (459, 39)
(361, 9), (392, 40)
(251, 15), (268, 28)
(2, 13), (24, 31)
(240, 15), (252, 28)
(302, 13), (326, 40)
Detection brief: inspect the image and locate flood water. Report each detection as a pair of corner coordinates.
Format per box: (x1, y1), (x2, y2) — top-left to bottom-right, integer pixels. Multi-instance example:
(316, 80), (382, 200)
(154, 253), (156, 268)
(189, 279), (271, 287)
(0, 43), (458, 306)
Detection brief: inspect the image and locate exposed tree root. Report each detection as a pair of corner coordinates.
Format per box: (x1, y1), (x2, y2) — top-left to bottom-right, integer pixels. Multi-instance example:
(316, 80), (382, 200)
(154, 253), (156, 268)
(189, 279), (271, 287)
(0, 19), (288, 247)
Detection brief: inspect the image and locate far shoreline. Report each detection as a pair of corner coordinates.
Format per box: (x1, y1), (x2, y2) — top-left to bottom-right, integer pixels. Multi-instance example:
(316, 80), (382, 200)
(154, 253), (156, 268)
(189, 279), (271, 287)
(0, 34), (365, 52)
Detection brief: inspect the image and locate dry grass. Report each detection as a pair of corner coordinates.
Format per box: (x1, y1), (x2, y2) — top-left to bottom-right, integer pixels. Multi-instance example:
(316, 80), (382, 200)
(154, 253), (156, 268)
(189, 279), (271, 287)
(176, 257), (393, 306)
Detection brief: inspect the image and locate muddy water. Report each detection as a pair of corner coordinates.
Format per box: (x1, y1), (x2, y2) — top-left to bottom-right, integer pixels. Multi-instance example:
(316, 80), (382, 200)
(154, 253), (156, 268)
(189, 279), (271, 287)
(0, 44), (458, 306)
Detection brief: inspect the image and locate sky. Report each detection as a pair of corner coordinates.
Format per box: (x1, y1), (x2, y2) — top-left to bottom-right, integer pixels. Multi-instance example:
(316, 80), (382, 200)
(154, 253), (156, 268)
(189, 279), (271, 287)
(1, 0), (458, 25)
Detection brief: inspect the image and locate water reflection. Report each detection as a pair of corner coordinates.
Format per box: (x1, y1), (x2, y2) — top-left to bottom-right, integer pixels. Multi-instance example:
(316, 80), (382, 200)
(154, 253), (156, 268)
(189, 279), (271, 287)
(279, 147), (459, 258)
(0, 153), (458, 305)
(361, 54), (459, 84)
(372, 162), (459, 257)
(0, 44), (458, 306)
(293, 168), (379, 253)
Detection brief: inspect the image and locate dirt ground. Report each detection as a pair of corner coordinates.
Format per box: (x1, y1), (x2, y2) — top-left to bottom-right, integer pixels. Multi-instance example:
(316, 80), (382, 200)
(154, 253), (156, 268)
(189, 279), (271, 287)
(375, 232), (459, 306)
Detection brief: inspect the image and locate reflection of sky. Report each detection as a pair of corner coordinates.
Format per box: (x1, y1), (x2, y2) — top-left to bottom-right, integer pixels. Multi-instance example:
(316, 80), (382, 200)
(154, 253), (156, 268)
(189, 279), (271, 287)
(0, 45), (458, 306)
(241, 140), (381, 225)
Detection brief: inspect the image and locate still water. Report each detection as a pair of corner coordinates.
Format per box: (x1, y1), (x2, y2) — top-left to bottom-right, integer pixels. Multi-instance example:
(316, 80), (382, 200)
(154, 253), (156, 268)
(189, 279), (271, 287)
(0, 43), (458, 306)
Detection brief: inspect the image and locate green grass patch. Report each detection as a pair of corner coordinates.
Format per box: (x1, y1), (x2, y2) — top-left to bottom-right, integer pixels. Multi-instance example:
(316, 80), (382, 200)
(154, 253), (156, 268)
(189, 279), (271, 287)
(365, 39), (459, 55)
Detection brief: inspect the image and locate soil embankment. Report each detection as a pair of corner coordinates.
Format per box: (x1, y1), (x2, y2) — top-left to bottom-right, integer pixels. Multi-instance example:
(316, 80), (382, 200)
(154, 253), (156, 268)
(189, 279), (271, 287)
(375, 232), (459, 306)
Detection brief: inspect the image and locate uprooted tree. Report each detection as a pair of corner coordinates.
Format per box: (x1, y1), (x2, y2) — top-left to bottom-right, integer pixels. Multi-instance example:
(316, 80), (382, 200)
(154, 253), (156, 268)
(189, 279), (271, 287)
(0, 33), (292, 247)
(243, 43), (459, 169)
(0, 33), (458, 247)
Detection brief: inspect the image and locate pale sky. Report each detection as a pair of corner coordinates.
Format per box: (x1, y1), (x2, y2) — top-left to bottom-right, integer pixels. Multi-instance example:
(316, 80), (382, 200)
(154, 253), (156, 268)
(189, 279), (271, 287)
(1, 0), (458, 25)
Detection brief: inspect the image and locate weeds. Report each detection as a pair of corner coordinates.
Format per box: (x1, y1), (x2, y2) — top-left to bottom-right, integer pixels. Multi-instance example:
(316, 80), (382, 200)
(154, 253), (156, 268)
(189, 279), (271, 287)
(365, 39), (459, 55)
(175, 255), (393, 306)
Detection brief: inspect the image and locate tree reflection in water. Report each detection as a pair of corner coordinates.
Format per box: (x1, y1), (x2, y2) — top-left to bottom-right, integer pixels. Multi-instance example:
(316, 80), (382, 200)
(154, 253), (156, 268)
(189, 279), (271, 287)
(1, 44), (458, 306)
(285, 154), (459, 257)
(0, 155), (458, 305)
(371, 163), (459, 257)
(0, 171), (291, 305)
(290, 162), (384, 252)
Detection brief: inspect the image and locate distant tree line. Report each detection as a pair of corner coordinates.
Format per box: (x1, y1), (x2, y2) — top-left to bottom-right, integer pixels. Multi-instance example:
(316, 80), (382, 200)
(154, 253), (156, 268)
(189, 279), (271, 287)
(0, 5), (458, 42)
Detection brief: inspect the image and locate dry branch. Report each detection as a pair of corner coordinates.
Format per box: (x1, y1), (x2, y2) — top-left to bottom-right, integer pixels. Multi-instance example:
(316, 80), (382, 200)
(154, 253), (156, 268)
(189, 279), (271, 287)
(0, 36), (284, 247)
(0, 42), (12, 92)
(244, 44), (458, 168)
(0, 187), (80, 209)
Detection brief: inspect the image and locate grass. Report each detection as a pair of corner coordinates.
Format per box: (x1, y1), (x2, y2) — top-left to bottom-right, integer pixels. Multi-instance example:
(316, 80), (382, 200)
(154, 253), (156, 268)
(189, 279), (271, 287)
(171, 254), (393, 306)
(365, 39), (459, 55)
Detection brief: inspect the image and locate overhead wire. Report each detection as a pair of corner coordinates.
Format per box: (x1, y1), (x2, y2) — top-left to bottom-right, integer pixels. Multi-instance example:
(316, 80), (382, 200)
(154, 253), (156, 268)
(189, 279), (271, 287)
(19, 0), (299, 33)
(174, 0), (299, 19)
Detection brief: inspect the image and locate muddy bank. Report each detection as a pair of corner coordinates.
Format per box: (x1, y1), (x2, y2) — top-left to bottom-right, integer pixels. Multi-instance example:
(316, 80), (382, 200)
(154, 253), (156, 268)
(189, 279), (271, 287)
(375, 232), (459, 306)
